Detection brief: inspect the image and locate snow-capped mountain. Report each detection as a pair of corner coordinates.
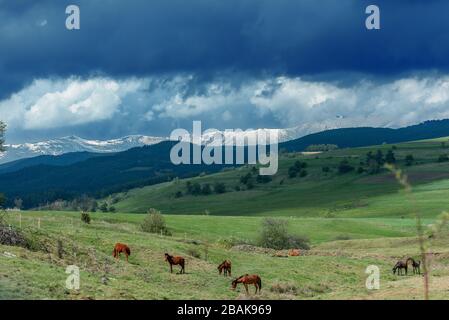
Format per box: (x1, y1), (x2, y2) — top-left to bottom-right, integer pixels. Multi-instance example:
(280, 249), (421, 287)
(0, 125), (314, 165)
(0, 135), (167, 164)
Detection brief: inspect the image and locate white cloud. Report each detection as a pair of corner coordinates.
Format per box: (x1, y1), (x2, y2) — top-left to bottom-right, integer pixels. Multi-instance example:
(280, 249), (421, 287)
(3, 75), (449, 138)
(0, 77), (149, 130)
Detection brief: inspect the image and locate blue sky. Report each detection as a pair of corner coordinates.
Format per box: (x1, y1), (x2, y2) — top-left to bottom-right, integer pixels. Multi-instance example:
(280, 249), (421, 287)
(1, 0), (449, 143)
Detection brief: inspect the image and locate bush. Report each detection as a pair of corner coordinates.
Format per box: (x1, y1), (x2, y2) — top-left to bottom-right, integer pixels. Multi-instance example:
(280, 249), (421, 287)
(214, 182), (226, 194)
(338, 160), (354, 174)
(256, 175), (272, 183)
(141, 208), (171, 235)
(270, 282), (297, 294)
(322, 166), (330, 173)
(174, 191), (183, 198)
(201, 184), (212, 195)
(357, 167), (365, 174)
(286, 234), (310, 250)
(405, 154), (414, 166)
(258, 218), (310, 250)
(299, 170), (307, 178)
(438, 154), (449, 162)
(81, 212), (91, 224)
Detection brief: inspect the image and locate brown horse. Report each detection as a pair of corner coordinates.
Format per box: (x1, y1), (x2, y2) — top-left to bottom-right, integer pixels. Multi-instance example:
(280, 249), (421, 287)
(165, 253), (185, 274)
(218, 260), (232, 277)
(231, 274), (262, 294)
(392, 260), (408, 275)
(113, 243), (131, 262)
(407, 257), (421, 275)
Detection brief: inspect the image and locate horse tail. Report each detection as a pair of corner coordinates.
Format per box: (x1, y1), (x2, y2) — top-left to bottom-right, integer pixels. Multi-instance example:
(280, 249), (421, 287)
(258, 277), (262, 290)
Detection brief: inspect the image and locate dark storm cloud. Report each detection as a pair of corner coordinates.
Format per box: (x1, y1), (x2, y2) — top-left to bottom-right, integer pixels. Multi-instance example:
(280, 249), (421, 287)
(1, 0), (449, 99)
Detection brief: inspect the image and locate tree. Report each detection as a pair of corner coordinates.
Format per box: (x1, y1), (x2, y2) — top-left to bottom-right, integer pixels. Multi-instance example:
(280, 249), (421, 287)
(213, 182), (226, 194)
(338, 160), (355, 174)
(99, 203), (108, 212)
(438, 154), (449, 163)
(385, 150), (396, 164)
(405, 154), (414, 166)
(201, 183), (212, 195)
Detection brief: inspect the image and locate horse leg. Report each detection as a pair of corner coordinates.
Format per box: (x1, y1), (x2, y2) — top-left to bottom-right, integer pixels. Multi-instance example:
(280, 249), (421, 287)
(228, 268), (231, 277)
(244, 283), (249, 295)
(170, 264), (173, 273)
(126, 253), (129, 263)
(254, 284), (258, 294)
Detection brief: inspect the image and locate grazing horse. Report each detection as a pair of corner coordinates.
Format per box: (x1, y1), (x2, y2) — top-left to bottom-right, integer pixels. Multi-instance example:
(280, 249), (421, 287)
(112, 243), (131, 262)
(218, 260), (232, 277)
(231, 274), (262, 294)
(165, 253), (185, 274)
(407, 258), (421, 275)
(392, 260), (408, 275)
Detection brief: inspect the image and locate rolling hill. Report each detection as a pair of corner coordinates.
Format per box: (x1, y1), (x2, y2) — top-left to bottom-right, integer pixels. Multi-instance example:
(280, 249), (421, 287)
(109, 137), (449, 218)
(4, 120), (449, 209)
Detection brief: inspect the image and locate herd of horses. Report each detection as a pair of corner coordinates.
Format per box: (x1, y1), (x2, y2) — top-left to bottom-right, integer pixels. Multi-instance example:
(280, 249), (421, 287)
(113, 243), (262, 294)
(112, 243), (422, 294)
(392, 257), (421, 275)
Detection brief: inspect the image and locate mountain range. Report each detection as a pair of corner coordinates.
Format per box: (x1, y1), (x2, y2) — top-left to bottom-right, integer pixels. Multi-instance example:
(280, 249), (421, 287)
(2, 119), (449, 208)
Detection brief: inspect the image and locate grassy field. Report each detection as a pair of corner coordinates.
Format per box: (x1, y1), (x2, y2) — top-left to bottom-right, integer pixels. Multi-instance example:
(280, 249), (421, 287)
(2, 137), (449, 300)
(109, 138), (449, 218)
(1, 211), (449, 300)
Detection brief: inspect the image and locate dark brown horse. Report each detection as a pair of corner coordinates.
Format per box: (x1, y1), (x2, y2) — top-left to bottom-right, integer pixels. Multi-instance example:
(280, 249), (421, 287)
(113, 243), (131, 262)
(218, 260), (232, 277)
(407, 257), (421, 275)
(231, 274), (262, 294)
(165, 253), (185, 274)
(392, 260), (408, 275)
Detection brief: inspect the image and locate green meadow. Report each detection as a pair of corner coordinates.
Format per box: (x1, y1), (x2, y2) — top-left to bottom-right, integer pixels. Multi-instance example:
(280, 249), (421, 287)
(2, 137), (449, 300)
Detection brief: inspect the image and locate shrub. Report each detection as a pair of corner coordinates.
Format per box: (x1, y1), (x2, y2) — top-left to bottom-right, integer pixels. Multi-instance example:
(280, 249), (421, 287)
(438, 154), (449, 163)
(405, 154), (414, 166)
(141, 208), (171, 235)
(201, 184), (212, 195)
(286, 234), (310, 250)
(357, 167), (365, 174)
(299, 170), (307, 178)
(258, 218), (310, 250)
(322, 166), (330, 173)
(256, 175), (272, 183)
(214, 182), (226, 194)
(338, 160), (354, 174)
(108, 206), (116, 213)
(174, 191), (183, 198)
(81, 212), (91, 224)
(270, 282), (297, 294)
(288, 166), (298, 178)
(0, 224), (28, 248)
(99, 203), (108, 212)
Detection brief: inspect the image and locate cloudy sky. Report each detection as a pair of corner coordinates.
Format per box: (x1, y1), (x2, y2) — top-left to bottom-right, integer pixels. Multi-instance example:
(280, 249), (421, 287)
(1, 0), (449, 143)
